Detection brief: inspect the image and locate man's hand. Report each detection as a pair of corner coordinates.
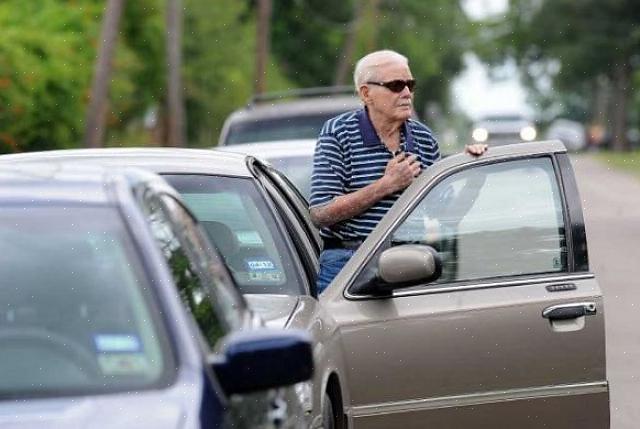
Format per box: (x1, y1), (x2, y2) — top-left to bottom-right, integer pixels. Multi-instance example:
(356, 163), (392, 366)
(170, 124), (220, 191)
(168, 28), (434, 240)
(382, 152), (421, 193)
(465, 143), (488, 156)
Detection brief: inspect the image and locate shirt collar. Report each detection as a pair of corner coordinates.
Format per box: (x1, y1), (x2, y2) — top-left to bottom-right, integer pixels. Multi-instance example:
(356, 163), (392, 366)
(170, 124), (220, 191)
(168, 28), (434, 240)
(356, 107), (414, 150)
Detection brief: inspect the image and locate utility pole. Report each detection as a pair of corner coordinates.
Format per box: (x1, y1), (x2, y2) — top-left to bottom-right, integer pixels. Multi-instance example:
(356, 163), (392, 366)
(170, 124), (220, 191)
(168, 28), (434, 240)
(166, 0), (186, 147)
(84, 0), (125, 148)
(255, 0), (272, 95)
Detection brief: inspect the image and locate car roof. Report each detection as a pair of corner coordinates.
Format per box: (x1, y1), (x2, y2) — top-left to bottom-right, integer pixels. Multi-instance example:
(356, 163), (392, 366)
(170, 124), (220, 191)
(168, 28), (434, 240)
(0, 162), (154, 205)
(0, 147), (254, 178)
(227, 95), (362, 123)
(216, 139), (317, 159)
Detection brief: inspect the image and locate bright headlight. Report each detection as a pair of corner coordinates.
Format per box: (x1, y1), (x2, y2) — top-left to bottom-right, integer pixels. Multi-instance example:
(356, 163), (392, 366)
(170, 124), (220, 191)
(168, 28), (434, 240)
(520, 126), (537, 141)
(472, 127), (488, 142)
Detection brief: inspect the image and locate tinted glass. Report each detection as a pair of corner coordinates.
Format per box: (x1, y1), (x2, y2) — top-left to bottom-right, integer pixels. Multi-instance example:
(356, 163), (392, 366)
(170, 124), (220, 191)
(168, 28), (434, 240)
(267, 155), (313, 200)
(164, 175), (304, 296)
(226, 114), (339, 144)
(392, 157), (567, 282)
(144, 194), (243, 350)
(0, 207), (170, 397)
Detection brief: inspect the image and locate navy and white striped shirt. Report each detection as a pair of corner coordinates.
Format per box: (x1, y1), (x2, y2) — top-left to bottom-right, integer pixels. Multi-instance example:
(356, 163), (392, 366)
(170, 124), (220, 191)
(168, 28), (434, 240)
(310, 107), (440, 241)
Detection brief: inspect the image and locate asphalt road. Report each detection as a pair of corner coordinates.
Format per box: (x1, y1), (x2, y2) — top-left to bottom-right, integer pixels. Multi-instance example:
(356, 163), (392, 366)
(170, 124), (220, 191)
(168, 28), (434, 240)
(570, 154), (640, 429)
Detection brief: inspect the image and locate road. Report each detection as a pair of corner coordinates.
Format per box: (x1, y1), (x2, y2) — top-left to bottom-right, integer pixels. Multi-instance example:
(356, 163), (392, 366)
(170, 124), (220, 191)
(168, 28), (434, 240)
(571, 154), (640, 429)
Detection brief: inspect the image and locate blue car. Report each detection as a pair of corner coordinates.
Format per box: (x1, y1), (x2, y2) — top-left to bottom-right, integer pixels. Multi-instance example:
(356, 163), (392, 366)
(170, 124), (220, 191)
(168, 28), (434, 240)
(0, 163), (313, 429)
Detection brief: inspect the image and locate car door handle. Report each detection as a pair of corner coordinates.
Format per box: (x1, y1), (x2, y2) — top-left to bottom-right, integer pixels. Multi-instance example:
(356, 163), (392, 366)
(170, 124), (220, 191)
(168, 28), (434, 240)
(542, 302), (597, 320)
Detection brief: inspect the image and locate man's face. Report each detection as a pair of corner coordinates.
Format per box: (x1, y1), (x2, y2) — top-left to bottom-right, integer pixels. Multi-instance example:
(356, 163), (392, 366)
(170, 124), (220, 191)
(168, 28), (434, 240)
(361, 61), (414, 122)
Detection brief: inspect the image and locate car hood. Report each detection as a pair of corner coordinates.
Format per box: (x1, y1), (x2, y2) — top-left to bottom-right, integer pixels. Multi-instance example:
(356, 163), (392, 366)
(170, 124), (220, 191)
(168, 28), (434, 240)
(244, 294), (299, 329)
(0, 389), (194, 429)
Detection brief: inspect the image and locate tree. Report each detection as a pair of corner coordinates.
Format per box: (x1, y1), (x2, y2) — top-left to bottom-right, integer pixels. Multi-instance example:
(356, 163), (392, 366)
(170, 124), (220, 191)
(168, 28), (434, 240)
(84, 0), (125, 148)
(477, 0), (640, 150)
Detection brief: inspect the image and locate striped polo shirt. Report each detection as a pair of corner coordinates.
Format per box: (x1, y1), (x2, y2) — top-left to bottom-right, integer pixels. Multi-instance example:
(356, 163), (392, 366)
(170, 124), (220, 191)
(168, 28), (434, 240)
(310, 107), (440, 241)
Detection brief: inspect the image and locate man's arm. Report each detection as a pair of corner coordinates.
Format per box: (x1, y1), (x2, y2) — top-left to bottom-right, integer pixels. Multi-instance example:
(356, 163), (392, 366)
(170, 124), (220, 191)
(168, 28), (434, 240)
(310, 153), (420, 228)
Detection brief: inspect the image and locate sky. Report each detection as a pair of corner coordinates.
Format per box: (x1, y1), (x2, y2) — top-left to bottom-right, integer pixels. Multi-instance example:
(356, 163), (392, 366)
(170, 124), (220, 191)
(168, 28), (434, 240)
(452, 0), (531, 120)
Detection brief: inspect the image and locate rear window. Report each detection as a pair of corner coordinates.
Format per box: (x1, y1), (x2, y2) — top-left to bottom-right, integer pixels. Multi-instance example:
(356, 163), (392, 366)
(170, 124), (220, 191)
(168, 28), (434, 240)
(0, 207), (172, 398)
(225, 113), (340, 144)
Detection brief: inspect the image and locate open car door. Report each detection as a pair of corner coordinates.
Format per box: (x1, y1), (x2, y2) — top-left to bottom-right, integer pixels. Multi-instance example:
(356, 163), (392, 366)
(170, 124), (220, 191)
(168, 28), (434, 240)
(323, 140), (609, 428)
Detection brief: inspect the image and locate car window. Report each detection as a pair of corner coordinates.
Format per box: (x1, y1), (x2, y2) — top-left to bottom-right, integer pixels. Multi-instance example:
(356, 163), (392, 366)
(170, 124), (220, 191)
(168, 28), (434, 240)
(143, 192), (244, 350)
(226, 114), (338, 144)
(266, 155), (313, 200)
(391, 157), (567, 283)
(0, 207), (171, 397)
(164, 174), (305, 296)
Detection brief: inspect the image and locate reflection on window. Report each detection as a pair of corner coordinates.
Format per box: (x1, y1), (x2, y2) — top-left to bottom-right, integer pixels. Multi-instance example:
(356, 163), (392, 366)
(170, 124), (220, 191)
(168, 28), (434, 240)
(164, 175), (304, 296)
(0, 207), (169, 397)
(145, 196), (228, 349)
(393, 158), (567, 283)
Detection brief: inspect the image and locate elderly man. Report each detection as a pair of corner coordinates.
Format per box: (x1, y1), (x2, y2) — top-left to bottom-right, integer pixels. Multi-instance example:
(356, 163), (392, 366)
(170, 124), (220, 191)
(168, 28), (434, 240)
(310, 50), (487, 293)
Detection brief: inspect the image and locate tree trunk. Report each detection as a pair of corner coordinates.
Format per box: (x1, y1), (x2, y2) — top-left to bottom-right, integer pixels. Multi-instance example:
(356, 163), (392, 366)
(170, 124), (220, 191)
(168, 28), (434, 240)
(84, 0), (125, 148)
(255, 0), (272, 95)
(166, 0), (186, 147)
(610, 60), (631, 152)
(334, 1), (362, 86)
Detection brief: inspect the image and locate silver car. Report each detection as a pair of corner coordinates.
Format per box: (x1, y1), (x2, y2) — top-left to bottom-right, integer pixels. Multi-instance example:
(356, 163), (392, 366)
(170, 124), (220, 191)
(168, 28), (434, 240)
(217, 139), (316, 200)
(2, 140), (609, 428)
(218, 87), (361, 146)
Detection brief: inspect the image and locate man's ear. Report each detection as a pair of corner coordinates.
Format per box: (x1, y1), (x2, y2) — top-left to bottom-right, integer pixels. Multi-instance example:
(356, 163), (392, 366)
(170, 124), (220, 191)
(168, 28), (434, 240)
(359, 85), (370, 103)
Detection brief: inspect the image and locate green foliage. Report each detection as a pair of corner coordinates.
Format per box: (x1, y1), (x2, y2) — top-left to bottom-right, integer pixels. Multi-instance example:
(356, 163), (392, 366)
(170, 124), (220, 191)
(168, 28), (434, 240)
(271, 0), (354, 87)
(269, 0), (471, 117)
(475, 0), (640, 123)
(0, 0), (98, 152)
(0, 0), (166, 152)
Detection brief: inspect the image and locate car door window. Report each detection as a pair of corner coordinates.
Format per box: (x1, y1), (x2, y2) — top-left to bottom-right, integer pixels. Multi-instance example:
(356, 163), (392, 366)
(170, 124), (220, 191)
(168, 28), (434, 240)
(163, 174), (304, 296)
(391, 157), (567, 283)
(143, 192), (244, 350)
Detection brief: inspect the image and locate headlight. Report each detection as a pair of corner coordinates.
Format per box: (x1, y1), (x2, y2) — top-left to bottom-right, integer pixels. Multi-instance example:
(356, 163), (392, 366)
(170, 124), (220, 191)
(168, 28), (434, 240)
(520, 126), (537, 141)
(472, 127), (488, 142)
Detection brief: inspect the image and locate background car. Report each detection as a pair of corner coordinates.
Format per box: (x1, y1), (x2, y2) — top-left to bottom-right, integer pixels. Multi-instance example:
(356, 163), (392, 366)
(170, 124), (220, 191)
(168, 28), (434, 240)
(217, 139), (316, 201)
(471, 113), (537, 145)
(545, 118), (587, 151)
(0, 163), (312, 429)
(2, 142), (609, 428)
(218, 86), (361, 146)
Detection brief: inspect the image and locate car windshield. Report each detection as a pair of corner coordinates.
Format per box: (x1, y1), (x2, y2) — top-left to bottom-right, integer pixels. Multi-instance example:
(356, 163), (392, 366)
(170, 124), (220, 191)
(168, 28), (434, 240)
(225, 113), (336, 144)
(163, 174), (304, 296)
(0, 207), (172, 398)
(266, 155), (313, 201)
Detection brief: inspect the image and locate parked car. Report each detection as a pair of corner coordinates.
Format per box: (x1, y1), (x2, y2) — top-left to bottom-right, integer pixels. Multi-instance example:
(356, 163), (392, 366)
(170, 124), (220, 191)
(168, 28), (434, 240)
(0, 163), (312, 429)
(471, 113), (537, 145)
(2, 141), (609, 428)
(218, 86), (361, 146)
(545, 118), (587, 151)
(217, 139), (316, 200)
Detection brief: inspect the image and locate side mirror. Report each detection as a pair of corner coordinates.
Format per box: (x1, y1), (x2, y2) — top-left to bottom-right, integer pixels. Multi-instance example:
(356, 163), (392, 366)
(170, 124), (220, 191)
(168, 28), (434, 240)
(369, 244), (441, 295)
(210, 328), (313, 396)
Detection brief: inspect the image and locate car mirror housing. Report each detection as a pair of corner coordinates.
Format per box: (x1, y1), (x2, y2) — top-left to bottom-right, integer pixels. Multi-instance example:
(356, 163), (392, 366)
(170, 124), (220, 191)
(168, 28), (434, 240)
(210, 328), (314, 396)
(368, 244), (442, 295)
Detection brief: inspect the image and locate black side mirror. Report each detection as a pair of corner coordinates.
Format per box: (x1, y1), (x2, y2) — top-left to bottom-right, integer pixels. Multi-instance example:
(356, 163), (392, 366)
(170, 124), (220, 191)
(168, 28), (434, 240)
(210, 328), (313, 396)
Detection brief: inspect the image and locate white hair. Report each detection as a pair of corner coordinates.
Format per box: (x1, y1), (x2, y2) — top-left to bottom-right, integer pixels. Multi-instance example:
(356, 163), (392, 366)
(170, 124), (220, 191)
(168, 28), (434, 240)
(353, 50), (409, 88)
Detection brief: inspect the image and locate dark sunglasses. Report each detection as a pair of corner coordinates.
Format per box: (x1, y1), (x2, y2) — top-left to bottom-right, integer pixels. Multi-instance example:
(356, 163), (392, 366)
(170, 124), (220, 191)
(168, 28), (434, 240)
(366, 79), (416, 93)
